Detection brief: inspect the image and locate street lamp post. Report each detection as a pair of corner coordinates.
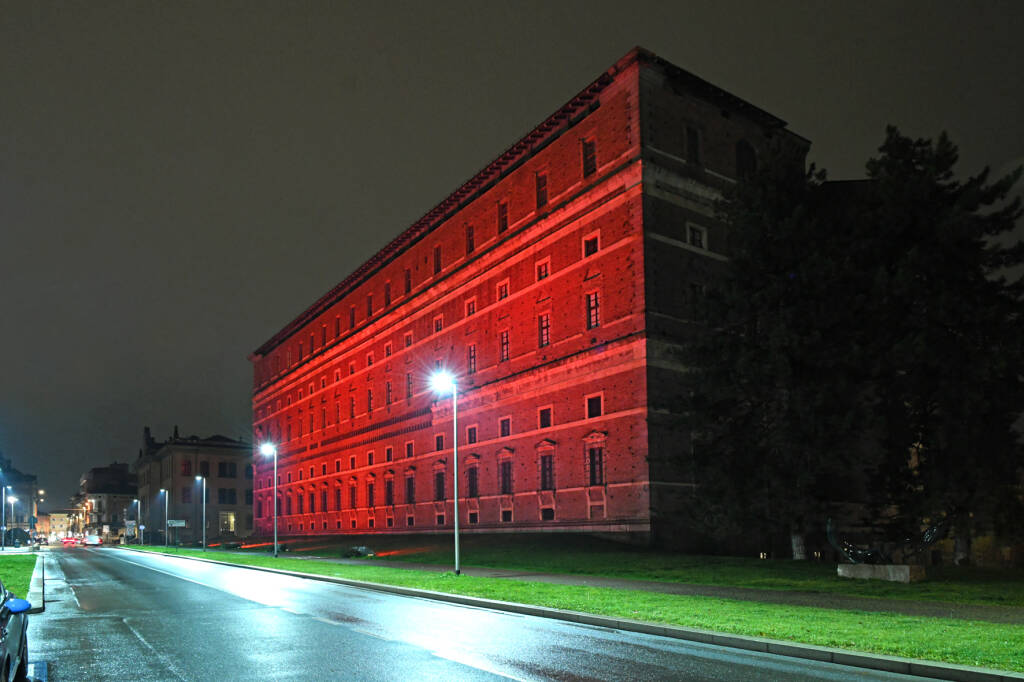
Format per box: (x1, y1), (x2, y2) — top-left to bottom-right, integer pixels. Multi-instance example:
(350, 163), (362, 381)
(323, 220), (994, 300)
(1, 484), (7, 551)
(195, 475), (206, 550)
(259, 443), (279, 558)
(429, 370), (460, 576)
(7, 497), (16, 539)
(160, 488), (168, 547)
(134, 498), (144, 545)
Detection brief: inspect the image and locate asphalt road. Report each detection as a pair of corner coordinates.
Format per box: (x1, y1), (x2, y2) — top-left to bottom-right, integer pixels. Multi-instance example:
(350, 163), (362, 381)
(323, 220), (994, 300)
(29, 548), (929, 681)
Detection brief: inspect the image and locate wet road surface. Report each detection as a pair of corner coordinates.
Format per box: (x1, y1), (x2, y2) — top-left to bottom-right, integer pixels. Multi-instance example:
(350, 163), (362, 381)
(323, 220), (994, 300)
(29, 548), (929, 681)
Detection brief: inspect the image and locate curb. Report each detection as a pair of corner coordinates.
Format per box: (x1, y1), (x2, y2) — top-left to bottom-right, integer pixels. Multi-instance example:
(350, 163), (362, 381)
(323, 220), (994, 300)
(27, 551), (44, 614)
(114, 548), (1023, 682)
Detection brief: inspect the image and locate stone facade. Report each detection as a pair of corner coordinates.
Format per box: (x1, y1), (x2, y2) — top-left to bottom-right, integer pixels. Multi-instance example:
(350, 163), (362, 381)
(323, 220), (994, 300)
(250, 47), (808, 543)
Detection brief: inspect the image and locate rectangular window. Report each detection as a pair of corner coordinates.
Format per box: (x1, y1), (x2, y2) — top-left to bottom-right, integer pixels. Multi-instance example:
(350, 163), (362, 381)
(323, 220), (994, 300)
(435, 434), (444, 451)
(367, 483), (375, 508)
(367, 451), (374, 466)
(583, 235), (599, 257)
(536, 260), (549, 281)
(385, 342), (392, 357)
(200, 461), (209, 477)
(535, 172), (548, 208)
(404, 268), (412, 294)
(349, 362), (355, 375)
(350, 306), (356, 329)
(367, 294), (373, 317)
(686, 126), (701, 165)
(321, 463), (327, 476)
(367, 389), (373, 414)
(465, 298), (476, 316)
(500, 460), (513, 495)
(433, 245), (442, 274)
(321, 490), (327, 513)
(334, 488), (341, 511)
(386, 381), (393, 406)
(366, 352), (373, 367)
(349, 397), (356, 419)
(297, 495), (304, 514)
(404, 332), (413, 348)
(385, 479), (394, 506)
(499, 417), (511, 438)
(434, 471), (445, 501)
(587, 395), (603, 419)
(405, 442), (414, 459)
(385, 446), (393, 462)
(334, 317), (341, 337)
(497, 281), (509, 300)
(467, 344), (477, 374)
(308, 492), (315, 513)
(406, 373), (413, 399)
(349, 485), (357, 509)
(433, 315), (443, 333)
(540, 454), (554, 490)
(467, 467), (479, 498)
(538, 313), (550, 347)
(497, 200), (508, 233)
(688, 225), (705, 249)
(499, 330), (509, 362)
(405, 477), (415, 504)
(589, 447), (604, 486)
(181, 461), (192, 477)
(384, 282), (392, 307)
(466, 225), (475, 254)
(586, 292), (600, 329)
(582, 139), (597, 177)
(539, 407), (552, 429)
(467, 425), (477, 444)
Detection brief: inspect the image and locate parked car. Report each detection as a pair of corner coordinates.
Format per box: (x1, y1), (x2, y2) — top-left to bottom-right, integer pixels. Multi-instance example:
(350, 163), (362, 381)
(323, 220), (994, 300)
(61, 537), (79, 547)
(0, 579), (31, 681)
(83, 535), (102, 546)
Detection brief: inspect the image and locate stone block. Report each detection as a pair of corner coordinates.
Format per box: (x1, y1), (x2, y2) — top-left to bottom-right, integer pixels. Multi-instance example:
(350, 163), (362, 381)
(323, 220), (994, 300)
(837, 563), (926, 583)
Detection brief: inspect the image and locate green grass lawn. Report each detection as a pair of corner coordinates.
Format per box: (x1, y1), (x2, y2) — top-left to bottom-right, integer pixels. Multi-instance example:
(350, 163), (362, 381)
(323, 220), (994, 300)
(0, 555), (37, 598)
(127, 546), (1024, 672)
(225, 533), (1024, 607)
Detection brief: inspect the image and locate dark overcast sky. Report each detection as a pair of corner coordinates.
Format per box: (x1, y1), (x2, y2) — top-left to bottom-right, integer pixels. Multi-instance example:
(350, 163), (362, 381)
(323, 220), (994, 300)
(2, 1), (1022, 510)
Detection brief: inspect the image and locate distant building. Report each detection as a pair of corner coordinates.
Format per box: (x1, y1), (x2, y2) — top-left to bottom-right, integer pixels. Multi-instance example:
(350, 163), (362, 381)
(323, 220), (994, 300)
(0, 455), (41, 538)
(49, 513), (70, 539)
(249, 47), (808, 544)
(72, 462), (137, 541)
(133, 427), (253, 544)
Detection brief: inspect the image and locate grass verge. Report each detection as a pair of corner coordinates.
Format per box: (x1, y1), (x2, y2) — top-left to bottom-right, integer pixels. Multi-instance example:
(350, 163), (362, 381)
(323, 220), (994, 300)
(0, 554), (37, 598)
(126, 546), (1024, 672)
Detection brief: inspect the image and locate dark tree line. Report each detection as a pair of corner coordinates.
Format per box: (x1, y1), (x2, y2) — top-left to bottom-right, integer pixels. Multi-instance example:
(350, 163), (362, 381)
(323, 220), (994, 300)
(678, 127), (1023, 562)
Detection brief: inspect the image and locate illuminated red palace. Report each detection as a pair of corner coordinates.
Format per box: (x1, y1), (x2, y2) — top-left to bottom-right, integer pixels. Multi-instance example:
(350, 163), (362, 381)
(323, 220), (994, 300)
(250, 47), (808, 544)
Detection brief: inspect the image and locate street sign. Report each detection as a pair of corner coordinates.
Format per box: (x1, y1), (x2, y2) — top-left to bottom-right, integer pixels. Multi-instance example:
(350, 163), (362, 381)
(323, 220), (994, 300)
(167, 519), (186, 527)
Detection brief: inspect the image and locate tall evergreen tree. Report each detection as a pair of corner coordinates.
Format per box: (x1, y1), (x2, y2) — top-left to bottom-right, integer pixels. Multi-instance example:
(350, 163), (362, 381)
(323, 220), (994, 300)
(861, 128), (1024, 563)
(679, 156), (873, 559)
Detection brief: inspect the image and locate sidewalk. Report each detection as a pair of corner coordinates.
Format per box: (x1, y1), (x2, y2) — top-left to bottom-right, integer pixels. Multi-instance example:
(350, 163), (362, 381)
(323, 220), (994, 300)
(282, 553), (1024, 625)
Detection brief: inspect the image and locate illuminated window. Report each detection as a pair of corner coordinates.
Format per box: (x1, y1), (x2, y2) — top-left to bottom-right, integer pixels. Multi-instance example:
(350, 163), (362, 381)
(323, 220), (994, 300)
(538, 313), (550, 347)
(588, 447), (604, 486)
(467, 344), (477, 374)
(686, 126), (701, 165)
(499, 330), (509, 362)
(497, 200), (508, 233)
(538, 407), (552, 429)
(433, 245), (442, 274)
(499, 417), (511, 438)
(540, 454), (554, 490)
(585, 291), (600, 329)
(466, 225), (475, 254)
(535, 172), (548, 208)
(582, 139), (597, 177)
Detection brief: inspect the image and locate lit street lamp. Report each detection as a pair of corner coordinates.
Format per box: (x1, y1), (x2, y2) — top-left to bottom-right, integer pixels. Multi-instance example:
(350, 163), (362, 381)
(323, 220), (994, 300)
(7, 497), (16, 537)
(195, 475), (206, 551)
(160, 488), (168, 547)
(429, 369), (460, 576)
(134, 498), (144, 544)
(259, 443), (279, 558)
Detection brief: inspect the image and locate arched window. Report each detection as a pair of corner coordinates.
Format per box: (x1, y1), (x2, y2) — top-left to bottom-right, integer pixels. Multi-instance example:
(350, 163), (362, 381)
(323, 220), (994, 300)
(736, 140), (757, 180)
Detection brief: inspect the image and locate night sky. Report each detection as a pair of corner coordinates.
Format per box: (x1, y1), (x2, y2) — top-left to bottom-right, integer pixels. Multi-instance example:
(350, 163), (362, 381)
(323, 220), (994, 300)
(3, 2), (1022, 511)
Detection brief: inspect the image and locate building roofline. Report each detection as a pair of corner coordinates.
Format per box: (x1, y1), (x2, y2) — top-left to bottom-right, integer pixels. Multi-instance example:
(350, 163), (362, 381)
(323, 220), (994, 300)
(252, 46), (803, 356)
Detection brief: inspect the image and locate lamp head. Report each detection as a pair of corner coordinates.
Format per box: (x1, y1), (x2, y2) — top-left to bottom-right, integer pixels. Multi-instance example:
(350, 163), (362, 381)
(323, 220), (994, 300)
(429, 370), (456, 395)
(260, 443), (277, 457)
(195, 475), (202, 482)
